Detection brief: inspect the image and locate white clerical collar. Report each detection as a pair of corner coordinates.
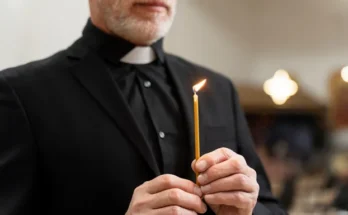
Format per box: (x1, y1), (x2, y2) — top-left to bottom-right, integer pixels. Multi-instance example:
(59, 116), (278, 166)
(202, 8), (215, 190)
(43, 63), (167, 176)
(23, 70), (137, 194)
(120, 46), (156, 64)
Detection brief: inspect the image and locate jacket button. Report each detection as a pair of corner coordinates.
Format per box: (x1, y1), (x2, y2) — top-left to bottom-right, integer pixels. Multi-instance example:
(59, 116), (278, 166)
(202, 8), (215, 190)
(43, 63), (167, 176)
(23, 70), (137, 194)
(144, 81), (151, 88)
(159, 131), (165, 139)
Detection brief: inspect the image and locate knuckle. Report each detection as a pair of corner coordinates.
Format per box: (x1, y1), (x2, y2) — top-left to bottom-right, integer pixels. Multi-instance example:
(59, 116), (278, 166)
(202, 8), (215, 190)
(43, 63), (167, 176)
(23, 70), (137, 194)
(132, 199), (148, 212)
(220, 147), (232, 158)
(250, 168), (257, 178)
(232, 159), (243, 172)
(220, 147), (229, 152)
(133, 184), (144, 195)
(238, 155), (246, 163)
(162, 174), (175, 187)
(236, 193), (256, 209)
(135, 180), (151, 195)
(130, 193), (151, 213)
(168, 189), (182, 203)
(142, 180), (150, 187)
(255, 182), (260, 193)
(235, 192), (245, 203)
(170, 206), (182, 215)
(238, 174), (249, 188)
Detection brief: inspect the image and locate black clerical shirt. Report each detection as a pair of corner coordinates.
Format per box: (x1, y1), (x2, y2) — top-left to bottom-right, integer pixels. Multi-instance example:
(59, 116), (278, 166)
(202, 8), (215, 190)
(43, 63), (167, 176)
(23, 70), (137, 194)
(81, 21), (190, 176)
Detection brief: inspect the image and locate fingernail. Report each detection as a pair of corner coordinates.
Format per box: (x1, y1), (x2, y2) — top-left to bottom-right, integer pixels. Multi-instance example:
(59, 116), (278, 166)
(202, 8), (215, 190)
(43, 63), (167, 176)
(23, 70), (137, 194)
(196, 161), (207, 171)
(201, 184), (211, 193)
(197, 174), (207, 184)
(202, 203), (207, 212)
(194, 185), (202, 196)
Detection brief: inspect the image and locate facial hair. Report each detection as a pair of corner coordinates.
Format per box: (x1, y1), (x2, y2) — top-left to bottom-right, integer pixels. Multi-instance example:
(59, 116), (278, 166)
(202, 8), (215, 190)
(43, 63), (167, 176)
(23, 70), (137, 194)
(99, 0), (176, 45)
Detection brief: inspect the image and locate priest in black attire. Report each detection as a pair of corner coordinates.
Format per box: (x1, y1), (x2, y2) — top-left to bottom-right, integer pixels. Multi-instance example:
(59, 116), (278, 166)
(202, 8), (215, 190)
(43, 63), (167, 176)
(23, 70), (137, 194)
(0, 0), (286, 214)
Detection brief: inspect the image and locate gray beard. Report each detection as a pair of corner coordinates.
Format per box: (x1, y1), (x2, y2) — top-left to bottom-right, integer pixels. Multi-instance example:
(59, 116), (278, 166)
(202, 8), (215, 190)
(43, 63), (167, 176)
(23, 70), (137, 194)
(102, 3), (175, 45)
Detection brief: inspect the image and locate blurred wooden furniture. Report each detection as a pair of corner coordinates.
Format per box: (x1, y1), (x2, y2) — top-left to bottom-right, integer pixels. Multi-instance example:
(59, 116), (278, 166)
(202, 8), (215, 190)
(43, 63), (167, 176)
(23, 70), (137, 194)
(236, 83), (327, 148)
(329, 68), (348, 130)
(236, 83), (326, 116)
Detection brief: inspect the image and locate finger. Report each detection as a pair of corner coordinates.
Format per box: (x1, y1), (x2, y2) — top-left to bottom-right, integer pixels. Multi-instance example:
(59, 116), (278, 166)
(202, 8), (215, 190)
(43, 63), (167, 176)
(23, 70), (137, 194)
(146, 174), (202, 197)
(249, 168), (257, 179)
(197, 155), (247, 185)
(195, 148), (236, 173)
(191, 159), (196, 172)
(150, 188), (207, 214)
(152, 206), (197, 215)
(201, 173), (256, 194)
(204, 191), (257, 209)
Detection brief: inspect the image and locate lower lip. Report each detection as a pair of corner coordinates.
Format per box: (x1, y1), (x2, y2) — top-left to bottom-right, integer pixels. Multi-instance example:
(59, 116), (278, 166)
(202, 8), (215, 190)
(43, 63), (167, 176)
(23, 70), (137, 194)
(135, 4), (167, 12)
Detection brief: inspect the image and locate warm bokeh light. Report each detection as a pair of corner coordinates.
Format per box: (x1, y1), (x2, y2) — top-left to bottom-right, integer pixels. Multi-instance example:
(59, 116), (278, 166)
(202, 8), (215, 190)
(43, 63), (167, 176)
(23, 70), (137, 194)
(341, 66), (348, 83)
(263, 70), (298, 105)
(193, 79), (207, 93)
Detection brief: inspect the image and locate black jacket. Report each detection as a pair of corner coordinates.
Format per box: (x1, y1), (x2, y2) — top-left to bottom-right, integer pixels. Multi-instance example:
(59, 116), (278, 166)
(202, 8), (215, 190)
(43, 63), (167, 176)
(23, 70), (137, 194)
(0, 35), (286, 214)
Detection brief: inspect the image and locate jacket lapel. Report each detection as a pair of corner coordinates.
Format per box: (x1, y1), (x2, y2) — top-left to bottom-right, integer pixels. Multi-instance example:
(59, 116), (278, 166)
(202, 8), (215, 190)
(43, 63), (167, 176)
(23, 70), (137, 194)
(165, 55), (206, 182)
(68, 50), (160, 176)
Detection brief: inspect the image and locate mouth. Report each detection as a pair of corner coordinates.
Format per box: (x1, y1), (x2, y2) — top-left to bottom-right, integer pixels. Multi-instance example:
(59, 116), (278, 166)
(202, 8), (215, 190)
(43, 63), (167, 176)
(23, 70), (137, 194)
(134, 1), (169, 12)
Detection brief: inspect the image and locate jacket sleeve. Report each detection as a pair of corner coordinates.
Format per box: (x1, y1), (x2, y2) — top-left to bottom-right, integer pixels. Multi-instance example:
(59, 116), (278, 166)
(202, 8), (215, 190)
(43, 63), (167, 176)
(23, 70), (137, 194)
(229, 81), (287, 215)
(0, 73), (37, 214)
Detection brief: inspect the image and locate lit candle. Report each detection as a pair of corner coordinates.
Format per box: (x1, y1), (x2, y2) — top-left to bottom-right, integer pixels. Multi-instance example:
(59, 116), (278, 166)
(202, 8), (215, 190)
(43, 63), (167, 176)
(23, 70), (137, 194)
(192, 79), (207, 184)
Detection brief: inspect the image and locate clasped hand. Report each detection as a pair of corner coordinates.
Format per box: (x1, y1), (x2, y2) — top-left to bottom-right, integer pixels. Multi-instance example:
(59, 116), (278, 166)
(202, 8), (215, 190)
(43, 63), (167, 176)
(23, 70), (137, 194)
(126, 148), (259, 215)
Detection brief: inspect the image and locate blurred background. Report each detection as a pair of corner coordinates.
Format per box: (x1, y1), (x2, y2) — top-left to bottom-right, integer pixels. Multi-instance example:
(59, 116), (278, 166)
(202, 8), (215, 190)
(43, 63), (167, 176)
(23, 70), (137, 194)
(1, 0), (348, 214)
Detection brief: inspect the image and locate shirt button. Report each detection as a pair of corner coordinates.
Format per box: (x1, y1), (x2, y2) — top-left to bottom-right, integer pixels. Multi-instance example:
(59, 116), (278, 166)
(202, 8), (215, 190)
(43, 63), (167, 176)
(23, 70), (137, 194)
(144, 81), (152, 88)
(159, 131), (165, 139)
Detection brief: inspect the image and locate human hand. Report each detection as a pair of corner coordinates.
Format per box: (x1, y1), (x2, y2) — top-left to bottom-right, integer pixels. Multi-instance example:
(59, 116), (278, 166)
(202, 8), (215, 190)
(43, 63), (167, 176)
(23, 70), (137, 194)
(125, 174), (207, 215)
(192, 148), (259, 215)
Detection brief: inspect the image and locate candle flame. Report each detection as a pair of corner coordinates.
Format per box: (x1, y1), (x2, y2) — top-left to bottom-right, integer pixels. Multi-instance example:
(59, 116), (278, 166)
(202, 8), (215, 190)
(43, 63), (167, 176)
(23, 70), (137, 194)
(193, 79), (207, 93)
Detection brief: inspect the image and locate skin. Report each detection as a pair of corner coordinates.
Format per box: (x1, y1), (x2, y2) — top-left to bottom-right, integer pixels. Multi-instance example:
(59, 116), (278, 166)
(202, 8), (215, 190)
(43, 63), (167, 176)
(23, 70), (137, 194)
(89, 0), (177, 46)
(192, 148), (259, 215)
(88, 1), (260, 214)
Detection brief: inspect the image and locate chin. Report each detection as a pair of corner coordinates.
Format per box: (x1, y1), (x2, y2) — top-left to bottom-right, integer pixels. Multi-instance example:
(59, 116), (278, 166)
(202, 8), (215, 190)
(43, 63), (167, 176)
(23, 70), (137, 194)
(134, 29), (164, 45)
(115, 21), (171, 45)
(127, 34), (161, 46)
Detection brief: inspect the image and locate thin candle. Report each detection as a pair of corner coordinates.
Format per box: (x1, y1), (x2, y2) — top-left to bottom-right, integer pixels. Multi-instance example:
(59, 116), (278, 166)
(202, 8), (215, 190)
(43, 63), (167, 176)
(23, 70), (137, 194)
(192, 79), (206, 184)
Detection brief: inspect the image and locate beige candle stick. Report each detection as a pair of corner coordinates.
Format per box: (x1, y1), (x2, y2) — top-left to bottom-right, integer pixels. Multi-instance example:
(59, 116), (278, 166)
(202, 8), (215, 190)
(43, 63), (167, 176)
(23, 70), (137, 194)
(192, 79), (207, 184)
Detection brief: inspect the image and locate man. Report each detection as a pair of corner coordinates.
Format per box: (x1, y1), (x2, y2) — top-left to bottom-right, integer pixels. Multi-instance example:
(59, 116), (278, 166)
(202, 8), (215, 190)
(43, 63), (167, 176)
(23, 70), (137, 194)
(0, 0), (286, 214)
